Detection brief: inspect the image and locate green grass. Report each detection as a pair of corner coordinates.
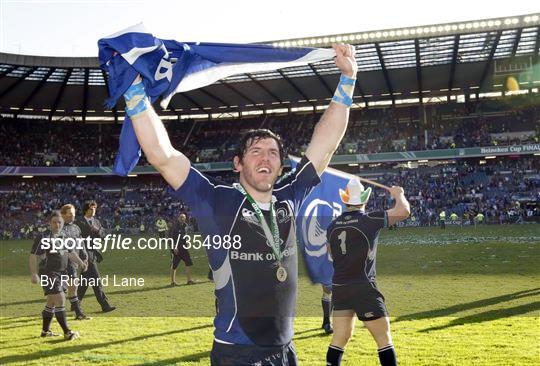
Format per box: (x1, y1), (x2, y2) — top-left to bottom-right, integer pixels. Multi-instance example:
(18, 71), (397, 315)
(1, 225), (539, 365)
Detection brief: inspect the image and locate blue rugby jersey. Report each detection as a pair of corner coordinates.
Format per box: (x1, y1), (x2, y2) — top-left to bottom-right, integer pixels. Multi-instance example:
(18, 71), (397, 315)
(169, 157), (320, 346)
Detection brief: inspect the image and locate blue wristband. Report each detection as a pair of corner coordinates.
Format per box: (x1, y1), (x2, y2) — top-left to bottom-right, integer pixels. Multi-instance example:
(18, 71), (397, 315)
(332, 74), (356, 107)
(339, 74), (356, 86)
(124, 81), (149, 117)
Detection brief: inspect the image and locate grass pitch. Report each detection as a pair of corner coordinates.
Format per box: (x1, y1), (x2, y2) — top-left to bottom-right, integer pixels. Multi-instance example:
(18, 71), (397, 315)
(1, 224), (539, 365)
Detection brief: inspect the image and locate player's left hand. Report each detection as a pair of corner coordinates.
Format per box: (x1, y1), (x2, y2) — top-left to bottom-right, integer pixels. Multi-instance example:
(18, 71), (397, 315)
(333, 43), (358, 78)
(31, 274), (39, 284)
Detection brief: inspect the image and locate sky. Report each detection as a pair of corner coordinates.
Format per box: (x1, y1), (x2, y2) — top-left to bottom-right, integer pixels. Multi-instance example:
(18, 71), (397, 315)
(0, 0), (538, 57)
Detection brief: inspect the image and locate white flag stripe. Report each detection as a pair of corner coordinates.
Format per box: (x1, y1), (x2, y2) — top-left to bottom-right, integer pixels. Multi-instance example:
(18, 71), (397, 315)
(160, 48), (336, 108)
(122, 45), (160, 65)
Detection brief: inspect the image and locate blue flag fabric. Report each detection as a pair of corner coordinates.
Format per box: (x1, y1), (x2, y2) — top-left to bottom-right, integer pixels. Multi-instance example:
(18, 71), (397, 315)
(290, 157), (356, 287)
(97, 23), (335, 176)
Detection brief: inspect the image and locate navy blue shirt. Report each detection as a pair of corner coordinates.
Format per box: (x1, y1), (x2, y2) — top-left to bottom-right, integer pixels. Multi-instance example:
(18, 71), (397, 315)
(327, 211), (387, 285)
(170, 157), (320, 346)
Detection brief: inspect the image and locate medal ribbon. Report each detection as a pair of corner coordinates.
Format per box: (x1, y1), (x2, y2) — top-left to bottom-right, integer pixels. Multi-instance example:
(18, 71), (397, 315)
(234, 184), (282, 263)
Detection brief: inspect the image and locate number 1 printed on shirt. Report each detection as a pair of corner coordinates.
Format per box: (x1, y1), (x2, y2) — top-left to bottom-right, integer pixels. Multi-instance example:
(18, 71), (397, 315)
(338, 231), (347, 255)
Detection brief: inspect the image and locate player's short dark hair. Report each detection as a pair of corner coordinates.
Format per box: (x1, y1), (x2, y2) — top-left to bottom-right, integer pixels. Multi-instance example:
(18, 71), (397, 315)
(83, 200), (97, 213)
(234, 129), (285, 166)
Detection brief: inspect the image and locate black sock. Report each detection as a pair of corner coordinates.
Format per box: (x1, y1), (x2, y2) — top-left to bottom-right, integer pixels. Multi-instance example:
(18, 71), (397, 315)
(69, 296), (83, 316)
(322, 298), (332, 325)
(54, 307), (70, 334)
(326, 345), (344, 366)
(378, 344), (397, 366)
(42, 305), (54, 332)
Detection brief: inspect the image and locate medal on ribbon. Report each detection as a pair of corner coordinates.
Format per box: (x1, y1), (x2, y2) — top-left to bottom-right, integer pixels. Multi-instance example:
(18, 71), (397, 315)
(235, 184), (287, 282)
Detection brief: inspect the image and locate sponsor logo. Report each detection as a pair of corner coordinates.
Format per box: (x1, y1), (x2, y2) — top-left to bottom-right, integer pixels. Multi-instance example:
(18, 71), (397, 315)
(230, 251), (264, 261)
(241, 208), (259, 226)
(229, 245), (295, 262)
(364, 312), (374, 318)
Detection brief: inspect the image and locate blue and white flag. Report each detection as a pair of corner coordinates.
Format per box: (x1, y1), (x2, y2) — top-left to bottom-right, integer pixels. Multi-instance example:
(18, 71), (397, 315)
(290, 157), (357, 287)
(98, 23), (335, 176)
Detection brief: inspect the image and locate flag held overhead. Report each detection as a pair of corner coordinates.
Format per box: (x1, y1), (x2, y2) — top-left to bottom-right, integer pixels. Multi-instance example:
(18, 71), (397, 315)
(98, 24), (335, 176)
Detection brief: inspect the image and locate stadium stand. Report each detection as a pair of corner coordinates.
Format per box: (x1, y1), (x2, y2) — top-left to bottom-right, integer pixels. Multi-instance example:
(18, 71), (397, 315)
(1, 156), (538, 239)
(1, 96), (538, 166)
(0, 15), (538, 238)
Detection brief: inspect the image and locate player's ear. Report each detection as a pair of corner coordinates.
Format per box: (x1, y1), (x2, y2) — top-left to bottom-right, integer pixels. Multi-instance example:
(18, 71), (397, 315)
(233, 156), (242, 172)
(278, 166), (283, 176)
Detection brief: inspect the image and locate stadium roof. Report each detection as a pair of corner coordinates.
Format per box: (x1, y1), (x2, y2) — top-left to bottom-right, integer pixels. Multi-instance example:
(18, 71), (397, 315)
(0, 13), (539, 121)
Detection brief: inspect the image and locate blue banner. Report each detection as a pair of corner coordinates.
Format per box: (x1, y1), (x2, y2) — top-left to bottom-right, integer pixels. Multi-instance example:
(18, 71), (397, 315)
(98, 23), (334, 176)
(291, 157), (354, 286)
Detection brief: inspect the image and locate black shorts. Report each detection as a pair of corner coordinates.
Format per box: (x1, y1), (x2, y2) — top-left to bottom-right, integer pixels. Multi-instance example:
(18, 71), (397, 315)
(40, 271), (68, 296)
(332, 283), (388, 321)
(170, 249), (193, 269)
(210, 341), (297, 366)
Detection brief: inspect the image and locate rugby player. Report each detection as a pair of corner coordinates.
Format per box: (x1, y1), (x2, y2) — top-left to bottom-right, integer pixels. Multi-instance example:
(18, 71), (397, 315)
(122, 43), (357, 365)
(325, 178), (410, 366)
(29, 210), (87, 340)
(60, 204), (91, 320)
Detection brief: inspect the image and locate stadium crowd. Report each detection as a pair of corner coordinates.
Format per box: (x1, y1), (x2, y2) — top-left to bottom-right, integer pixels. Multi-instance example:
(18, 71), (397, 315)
(1, 95), (538, 238)
(1, 96), (538, 167)
(1, 156), (538, 239)
(367, 157), (539, 226)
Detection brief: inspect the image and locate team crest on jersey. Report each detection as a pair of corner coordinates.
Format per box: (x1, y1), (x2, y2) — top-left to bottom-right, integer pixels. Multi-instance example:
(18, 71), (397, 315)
(276, 207), (291, 224)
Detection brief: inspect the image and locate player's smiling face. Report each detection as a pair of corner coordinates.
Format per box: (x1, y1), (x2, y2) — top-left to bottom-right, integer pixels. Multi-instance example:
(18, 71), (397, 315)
(234, 137), (283, 195)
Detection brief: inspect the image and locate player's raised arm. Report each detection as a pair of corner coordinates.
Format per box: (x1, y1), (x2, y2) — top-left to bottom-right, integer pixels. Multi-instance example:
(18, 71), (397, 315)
(305, 44), (358, 175)
(386, 186), (411, 226)
(125, 76), (191, 190)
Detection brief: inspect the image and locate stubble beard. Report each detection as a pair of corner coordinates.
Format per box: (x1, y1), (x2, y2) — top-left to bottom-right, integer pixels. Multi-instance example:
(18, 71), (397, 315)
(242, 170), (276, 194)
